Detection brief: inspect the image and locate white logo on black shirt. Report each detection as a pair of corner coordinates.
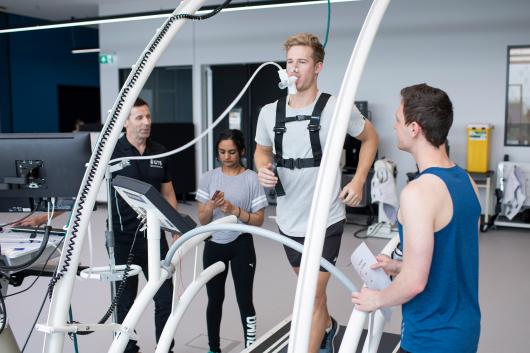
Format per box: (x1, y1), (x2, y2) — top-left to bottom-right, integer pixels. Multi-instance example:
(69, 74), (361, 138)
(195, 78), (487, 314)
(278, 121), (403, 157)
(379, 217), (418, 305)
(150, 159), (163, 168)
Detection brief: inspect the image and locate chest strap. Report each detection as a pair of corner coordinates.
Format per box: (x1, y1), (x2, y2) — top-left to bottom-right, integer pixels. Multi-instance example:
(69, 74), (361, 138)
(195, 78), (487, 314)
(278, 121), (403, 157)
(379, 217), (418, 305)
(273, 93), (331, 196)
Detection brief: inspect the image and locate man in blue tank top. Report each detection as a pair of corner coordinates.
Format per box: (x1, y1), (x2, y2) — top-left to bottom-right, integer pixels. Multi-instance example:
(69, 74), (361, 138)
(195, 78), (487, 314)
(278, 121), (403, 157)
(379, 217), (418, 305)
(351, 83), (481, 353)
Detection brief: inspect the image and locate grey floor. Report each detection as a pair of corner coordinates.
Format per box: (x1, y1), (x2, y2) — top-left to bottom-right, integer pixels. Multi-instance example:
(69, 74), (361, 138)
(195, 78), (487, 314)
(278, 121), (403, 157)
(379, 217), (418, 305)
(2, 203), (530, 353)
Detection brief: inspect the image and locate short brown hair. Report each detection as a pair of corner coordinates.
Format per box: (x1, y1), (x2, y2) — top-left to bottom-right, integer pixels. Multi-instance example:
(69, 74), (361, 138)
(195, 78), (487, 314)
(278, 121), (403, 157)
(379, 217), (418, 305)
(283, 33), (325, 63)
(400, 83), (453, 148)
(133, 97), (149, 107)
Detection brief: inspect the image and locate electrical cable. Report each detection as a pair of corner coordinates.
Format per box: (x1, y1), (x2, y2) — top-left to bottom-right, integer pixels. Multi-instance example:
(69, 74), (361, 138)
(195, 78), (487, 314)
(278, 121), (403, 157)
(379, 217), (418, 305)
(323, 0), (331, 48)
(0, 225), (51, 272)
(47, 197), (56, 227)
(96, 224), (141, 325)
(47, 0), (233, 299)
(71, 223), (142, 335)
(0, 282), (6, 334)
(4, 236), (65, 298)
(353, 221), (385, 239)
(0, 235), (65, 340)
(21, 281), (48, 353)
(68, 306), (80, 353)
(353, 226), (369, 239)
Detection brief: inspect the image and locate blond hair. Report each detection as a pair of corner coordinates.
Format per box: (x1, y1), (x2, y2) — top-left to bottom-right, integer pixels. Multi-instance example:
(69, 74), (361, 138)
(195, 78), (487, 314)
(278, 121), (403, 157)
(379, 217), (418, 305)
(283, 33), (325, 63)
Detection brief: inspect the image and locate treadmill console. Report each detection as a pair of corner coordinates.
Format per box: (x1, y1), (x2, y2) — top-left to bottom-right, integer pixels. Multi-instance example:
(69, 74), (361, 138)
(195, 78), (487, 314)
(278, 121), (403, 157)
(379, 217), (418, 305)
(112, 175), (196, 234)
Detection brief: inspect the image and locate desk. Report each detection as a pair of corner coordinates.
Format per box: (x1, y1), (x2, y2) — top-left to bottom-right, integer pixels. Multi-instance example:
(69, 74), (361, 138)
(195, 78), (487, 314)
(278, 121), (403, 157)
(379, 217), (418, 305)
(467, 170), (494, 232)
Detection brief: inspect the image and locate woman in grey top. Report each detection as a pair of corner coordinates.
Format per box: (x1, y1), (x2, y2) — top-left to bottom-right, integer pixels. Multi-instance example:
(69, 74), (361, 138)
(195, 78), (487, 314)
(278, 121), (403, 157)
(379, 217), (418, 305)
(196, 130), (268, 353)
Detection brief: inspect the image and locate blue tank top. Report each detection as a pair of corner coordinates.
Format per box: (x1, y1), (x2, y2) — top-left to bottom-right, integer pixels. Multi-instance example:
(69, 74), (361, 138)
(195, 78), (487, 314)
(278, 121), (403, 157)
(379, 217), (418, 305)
(398, 165), (481, 353)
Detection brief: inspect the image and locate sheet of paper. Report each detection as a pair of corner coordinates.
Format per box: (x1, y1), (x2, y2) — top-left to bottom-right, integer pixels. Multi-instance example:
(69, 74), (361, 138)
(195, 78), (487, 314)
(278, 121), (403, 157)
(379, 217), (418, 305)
(351, 241), (392, 321)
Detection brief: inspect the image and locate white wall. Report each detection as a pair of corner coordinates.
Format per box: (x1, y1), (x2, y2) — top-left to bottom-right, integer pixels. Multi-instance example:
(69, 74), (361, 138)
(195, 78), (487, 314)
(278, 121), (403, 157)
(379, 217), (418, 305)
(98, 0), (530, 210)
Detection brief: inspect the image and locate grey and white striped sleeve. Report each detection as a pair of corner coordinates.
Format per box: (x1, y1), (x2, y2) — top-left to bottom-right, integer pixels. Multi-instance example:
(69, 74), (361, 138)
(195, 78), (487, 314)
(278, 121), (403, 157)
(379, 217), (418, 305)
(196, 172), (211, 204)
(249, 172), (268, 213)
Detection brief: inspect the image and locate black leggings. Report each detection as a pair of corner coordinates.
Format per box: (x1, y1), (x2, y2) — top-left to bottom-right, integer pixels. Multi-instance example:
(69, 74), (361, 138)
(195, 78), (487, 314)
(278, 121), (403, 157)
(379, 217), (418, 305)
(203, 234), (256, 352)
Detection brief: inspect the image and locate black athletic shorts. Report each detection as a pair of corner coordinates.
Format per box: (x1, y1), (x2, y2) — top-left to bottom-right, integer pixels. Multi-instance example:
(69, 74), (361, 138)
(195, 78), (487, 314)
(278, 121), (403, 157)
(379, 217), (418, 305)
(280, 220), (344, 272)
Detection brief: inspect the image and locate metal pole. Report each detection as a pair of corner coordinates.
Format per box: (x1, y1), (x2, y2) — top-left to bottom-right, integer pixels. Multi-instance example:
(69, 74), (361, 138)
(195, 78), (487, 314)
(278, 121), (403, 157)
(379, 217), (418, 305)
(105, 167), (119, 325)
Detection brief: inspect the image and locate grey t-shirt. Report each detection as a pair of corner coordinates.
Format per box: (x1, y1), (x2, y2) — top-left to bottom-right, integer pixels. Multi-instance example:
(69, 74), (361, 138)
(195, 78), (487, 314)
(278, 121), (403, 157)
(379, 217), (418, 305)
(255, 93), (366, 237)
(196, 168), (268, 244)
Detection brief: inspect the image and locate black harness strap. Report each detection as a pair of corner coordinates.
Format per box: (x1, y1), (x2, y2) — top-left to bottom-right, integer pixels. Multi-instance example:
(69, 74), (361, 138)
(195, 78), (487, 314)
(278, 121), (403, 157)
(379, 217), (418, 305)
(308, 93), (330, 165)
(273, 96), (288, 196)
(272, 93), (331, 197)
(273, 96), (288, 162)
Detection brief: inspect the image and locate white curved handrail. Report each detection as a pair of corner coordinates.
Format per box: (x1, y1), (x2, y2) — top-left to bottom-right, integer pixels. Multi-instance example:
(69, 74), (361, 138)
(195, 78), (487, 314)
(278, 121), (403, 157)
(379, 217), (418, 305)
(339, 235), (400, 353)
(107, 267), (171, 353)
(103, 220), (354, 353)
(288, 0), (391, 352)
(79, 264), (142, 281)
(42, 1), (208, 352)
(163, 223), (357, 293)
(381, 234), (400, 257)
(105, 219), (236, 353)
(155, 262), (226, 353)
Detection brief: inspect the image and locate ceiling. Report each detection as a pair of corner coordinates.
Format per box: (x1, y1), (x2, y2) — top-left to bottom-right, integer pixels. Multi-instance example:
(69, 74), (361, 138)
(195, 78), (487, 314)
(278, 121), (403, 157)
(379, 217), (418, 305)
(0, 0), (316, 23)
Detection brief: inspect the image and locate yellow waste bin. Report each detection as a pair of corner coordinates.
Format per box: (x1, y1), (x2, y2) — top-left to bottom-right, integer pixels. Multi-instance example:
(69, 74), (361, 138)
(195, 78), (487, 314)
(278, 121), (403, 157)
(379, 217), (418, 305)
(466, 124), (493, 173)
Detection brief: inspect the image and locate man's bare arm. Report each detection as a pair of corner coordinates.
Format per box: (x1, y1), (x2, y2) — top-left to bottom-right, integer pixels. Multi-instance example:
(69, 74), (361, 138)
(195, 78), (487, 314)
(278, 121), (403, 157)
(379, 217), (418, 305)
(160, 181), (178, 210)
(378, 182), (434, 306)
(254, 144), (273, 170)
(352, 181), (435, 311)
(161, 181), (180, 239)
(254, 144), (277, 188)
(353, 119), (379, 185)
(339, 120), (378, 206)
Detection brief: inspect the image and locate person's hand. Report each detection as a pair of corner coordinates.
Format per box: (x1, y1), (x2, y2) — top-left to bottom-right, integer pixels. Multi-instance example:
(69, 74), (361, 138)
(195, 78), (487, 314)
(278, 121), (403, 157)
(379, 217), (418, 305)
(208, 191), (225, 209)
(351, 287), (381, 312)
(339, 178), (364, 207)
(258, 163), (278, 188)
(171, 232), (181, 242)
(371, 254), (401, 277)
(10, 213), (49, 227)
(219, 200), (237, 215)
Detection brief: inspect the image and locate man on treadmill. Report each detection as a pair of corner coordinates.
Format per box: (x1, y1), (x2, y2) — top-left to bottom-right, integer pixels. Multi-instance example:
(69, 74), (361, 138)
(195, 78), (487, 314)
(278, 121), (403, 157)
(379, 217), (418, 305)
(254, 33), (379, 353)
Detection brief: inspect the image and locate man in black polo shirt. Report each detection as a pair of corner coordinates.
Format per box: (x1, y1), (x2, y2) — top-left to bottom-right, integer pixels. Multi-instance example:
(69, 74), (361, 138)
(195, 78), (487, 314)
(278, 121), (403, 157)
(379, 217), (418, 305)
(111, 97), (178, 353)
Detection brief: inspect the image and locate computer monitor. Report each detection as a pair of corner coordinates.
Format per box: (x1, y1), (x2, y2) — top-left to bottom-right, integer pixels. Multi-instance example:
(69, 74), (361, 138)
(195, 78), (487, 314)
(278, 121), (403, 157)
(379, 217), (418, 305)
(343, 101), (370, 172)
(0, 133), (92, 212)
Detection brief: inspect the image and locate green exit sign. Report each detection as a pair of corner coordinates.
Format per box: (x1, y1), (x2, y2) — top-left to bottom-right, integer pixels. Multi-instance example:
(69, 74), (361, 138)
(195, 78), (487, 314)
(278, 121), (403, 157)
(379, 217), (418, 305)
(99, 54), (115, 64)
